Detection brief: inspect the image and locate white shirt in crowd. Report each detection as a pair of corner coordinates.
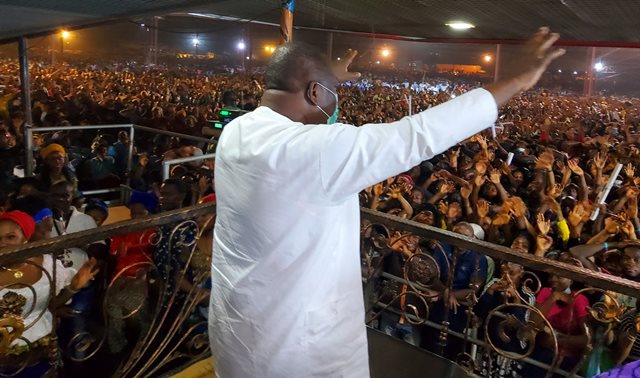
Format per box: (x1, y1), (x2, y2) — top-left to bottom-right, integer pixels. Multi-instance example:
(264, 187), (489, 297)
(1, 254), (76, 346)
(51, 206), (99, 269)
(209, 88), (498, 377)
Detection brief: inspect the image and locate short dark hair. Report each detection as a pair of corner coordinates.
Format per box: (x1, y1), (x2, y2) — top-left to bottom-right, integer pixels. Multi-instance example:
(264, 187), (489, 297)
(265, 42), (334, 93)
(50, 181), (74, 193)
(222, 91), (238, 107)
(162, 178), (187, 195)
(10, 195), (48, 216)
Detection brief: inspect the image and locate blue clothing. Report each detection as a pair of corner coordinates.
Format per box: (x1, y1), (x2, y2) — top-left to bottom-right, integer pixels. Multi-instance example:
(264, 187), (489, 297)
(153, 223), (197, 306)
(433, 243), (488, 290)
(110, 141), (129, 175)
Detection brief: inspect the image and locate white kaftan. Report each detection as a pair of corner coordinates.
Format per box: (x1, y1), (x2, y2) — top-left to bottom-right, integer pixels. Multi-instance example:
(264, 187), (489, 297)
(209, 88), (498, 377)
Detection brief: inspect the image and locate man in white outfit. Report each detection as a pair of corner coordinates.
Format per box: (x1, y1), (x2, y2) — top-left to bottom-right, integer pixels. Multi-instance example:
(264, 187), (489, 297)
(209, 28), (565, 377)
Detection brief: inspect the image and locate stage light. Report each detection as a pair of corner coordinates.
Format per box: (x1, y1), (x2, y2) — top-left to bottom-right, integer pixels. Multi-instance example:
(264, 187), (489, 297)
(192, 37), (200, 46)
(558, 69), (562, 73)
(61, 30), (70, 39)
(237, 41), (246, 50)
(573, 71), (578, 75)
(381, 48), (390, 58)
(375, 60), (380, 65)
(594, 62), (604, 72)
(446, 21), (475, 30)
(483, 54), (492, 63)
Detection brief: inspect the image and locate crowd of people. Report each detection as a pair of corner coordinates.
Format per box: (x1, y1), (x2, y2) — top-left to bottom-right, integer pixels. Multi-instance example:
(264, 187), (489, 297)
(0, 58), (639, 377)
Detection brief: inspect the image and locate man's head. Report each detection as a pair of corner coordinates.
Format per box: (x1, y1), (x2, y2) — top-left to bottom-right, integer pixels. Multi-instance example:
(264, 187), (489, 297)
(160, 179), (187, 211)
(85, 199), (108, 226)
(264, 42), (339, 124)
(40, 143), (67, 173)
(49, 181), (74, 215)
(452, 222), (475, 238)
(222, 91), (239, 108)
(622, 246), (640, 278)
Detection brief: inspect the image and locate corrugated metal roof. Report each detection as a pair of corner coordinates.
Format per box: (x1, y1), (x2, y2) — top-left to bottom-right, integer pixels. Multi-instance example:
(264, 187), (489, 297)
(1, 0), (639, 44)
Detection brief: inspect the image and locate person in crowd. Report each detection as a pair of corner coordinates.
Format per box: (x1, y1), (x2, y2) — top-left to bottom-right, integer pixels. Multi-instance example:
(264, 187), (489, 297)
(208, 27), (564, 376)
(521, 263), (590, 377)
(47, 181), (106, 361)
(36, 143), (78, 193)
(155, 179), (194, 289)
(106, 192), (158, 353)
(9, 195), (54, 242)
(84, 198), (109, 227)
(0, 210), (98, 378)
(424, 222), (489, 358)
(85, 139), (119, 189)
(110, 130), (130, 178)
(0, 122), (19, 190)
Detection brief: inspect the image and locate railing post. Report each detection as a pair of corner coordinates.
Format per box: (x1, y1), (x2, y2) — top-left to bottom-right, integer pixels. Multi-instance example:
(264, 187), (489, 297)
(162, 153), (216, 181)
(126, 125), (135, 187)
(19, 36), (34, 177)
(162, 162), (171, 181)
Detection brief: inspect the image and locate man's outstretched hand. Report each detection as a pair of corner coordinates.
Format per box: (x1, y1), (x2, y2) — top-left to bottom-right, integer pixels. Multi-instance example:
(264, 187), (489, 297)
(486, 27), (565, 106)
(333, 49), (361, 83)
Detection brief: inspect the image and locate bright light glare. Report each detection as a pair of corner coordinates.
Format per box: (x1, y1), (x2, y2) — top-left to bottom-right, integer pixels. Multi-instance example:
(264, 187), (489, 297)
(61, 30), (70, 39)
(446, 21), (475, 30)
(381, 48), (390, 57)
(375, 60), (381, 65)
(192, 37), (200, 46)
(594, 62), (604, 71)
(245, 56), (250, 60)
(264, 45), (276, 53)
(336, 57), (341, 61)
(573, 71), (578, 75)
(558, 69), (562, 73)
(483, 54), (492, 63)
(237, 41), (246, 50)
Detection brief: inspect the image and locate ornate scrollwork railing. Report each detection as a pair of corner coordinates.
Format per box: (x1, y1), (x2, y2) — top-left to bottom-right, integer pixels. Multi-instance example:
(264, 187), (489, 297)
(2, 205), (640, 377)
(361, 208), (640, 378)
(0, 203), (214, 378)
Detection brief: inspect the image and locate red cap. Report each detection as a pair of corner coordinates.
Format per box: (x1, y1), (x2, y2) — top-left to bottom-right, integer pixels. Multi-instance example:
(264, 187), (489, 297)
(0, 211), (36, 241)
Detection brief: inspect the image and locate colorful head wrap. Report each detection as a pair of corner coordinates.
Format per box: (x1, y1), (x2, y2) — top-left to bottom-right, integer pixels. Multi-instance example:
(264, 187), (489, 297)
(85, 199), (108, 216)
(0, 211), (36, 240)
(39, 143), (66, 159)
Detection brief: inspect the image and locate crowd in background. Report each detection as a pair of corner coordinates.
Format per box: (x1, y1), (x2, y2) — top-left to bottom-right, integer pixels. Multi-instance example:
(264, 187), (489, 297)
(1, 59), (640, 377)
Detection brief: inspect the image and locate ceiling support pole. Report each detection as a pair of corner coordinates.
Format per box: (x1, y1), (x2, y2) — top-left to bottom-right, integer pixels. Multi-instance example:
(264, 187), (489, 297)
(279, 0), (295, 44)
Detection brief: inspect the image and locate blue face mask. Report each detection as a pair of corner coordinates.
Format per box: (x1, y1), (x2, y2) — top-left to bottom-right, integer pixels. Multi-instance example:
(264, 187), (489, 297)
(315, 82), (339, 124)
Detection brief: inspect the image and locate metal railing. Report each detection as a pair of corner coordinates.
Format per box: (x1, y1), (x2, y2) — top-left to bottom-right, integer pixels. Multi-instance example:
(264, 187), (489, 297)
(25, 123), (215, 191)
(1, 206), (638, 377)
(360, 208), (640, 378)
(0, 203), (215, 378)
(162, 153), (216, 181)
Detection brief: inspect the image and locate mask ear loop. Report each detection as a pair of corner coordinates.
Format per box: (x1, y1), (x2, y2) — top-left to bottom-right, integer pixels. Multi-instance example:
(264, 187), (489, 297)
(310, 82), (335, 119)
(317, 83), (339, 121)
